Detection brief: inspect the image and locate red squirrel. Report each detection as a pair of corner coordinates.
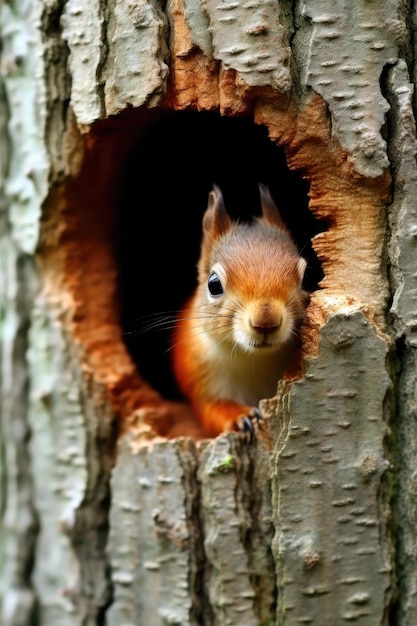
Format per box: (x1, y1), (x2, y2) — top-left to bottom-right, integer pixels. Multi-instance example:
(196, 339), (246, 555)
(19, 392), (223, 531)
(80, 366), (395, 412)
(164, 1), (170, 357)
(172, 184), (309, 438)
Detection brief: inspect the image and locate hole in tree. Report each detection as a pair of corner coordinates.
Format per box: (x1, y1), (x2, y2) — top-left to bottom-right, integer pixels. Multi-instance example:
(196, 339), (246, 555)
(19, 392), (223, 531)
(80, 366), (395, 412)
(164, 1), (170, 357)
(117, 110), (324, 400)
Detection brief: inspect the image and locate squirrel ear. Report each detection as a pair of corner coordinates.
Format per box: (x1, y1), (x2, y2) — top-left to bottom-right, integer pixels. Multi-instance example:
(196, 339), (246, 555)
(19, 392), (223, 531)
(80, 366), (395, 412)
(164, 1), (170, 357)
(203, 185), (232, 239)
(259, 184), (289, 232)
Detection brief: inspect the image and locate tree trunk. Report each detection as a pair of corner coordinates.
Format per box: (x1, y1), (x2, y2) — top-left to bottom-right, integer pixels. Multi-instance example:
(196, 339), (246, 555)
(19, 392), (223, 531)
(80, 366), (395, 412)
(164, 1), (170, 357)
(0, 1), (415, 624)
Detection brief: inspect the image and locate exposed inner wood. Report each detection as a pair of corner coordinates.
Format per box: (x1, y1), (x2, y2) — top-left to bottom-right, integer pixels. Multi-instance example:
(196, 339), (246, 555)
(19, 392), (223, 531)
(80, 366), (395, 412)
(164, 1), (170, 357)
(39, 110), (203, 439)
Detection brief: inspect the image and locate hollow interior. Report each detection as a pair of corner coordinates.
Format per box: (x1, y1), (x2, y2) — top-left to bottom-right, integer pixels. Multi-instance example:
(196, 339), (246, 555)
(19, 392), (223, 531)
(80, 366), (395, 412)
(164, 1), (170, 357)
(117, 110), (324, 400)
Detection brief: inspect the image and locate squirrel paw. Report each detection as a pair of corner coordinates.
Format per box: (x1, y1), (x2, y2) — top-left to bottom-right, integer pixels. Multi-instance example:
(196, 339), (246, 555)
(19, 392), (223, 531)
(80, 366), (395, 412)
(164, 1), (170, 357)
(237, 407), (263, 442)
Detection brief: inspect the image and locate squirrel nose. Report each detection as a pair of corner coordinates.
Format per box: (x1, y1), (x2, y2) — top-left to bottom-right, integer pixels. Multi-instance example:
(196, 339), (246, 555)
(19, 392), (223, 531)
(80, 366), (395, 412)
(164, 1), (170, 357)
(248, 301), (285, 336)
(250, 321), (281, 334)
(250, 315), (282, 334)
(249, 302), (283, 334)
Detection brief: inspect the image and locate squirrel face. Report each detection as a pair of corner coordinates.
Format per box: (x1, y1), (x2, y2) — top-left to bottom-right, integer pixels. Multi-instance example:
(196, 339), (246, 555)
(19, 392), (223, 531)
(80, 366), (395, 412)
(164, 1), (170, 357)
(196, 185), (308, 357)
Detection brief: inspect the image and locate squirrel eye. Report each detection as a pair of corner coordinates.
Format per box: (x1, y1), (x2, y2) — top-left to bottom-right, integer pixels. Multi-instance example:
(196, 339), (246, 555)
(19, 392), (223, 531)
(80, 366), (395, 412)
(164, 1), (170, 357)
(208, 272), (224, 297)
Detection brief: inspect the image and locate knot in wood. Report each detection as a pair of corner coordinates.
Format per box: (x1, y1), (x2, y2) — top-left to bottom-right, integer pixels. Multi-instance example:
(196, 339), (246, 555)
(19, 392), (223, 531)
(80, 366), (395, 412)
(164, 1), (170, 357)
(328, 329), (355, 350)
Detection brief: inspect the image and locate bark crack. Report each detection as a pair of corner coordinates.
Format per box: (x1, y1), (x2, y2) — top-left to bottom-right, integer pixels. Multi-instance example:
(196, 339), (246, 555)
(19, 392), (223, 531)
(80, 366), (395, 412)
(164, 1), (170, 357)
(41, 0), (72, 182)
(96, 0), (109, 118)
(241, 438), (277, 624)
(0, 253), (40, 624)
(178, 441), (214, 626)
(69, 379), (114, 622)
(378, 58), (417, 626)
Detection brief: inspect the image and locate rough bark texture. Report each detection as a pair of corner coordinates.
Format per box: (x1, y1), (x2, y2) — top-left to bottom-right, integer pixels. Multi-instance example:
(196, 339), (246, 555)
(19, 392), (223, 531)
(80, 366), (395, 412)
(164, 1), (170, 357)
(109, 429), (275, 625)
(385, 58), (417, 625)
(274, 305), (391, 625)
(1, 0), (416, 625)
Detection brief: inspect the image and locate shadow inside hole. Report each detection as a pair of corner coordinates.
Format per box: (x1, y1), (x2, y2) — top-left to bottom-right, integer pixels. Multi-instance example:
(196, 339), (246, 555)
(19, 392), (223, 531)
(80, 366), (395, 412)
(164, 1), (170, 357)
(117, 110), (324, 400)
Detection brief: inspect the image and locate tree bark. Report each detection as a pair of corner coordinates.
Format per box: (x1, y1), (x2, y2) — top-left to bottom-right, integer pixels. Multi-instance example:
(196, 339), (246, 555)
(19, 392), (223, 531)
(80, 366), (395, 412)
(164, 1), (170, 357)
(0, 1), (415, 625)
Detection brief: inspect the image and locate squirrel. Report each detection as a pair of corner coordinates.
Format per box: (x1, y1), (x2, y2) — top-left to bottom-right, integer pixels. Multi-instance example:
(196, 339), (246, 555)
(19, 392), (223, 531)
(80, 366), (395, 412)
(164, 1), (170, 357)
(171, 184), (309, 438)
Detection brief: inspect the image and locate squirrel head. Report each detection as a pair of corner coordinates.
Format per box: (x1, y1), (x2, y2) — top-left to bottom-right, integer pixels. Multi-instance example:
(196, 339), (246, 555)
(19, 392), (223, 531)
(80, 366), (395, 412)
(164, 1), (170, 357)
(196, 184), (309, 354)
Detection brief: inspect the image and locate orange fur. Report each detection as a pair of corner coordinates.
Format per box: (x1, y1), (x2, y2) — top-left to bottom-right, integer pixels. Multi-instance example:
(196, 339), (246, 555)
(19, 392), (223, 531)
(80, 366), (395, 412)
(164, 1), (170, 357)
(172, 185), (308, 437)
(172, 295), (256, 436)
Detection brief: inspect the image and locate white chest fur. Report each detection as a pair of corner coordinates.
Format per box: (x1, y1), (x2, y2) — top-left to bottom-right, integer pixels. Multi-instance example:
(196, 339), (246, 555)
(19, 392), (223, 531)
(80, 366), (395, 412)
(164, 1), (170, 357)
(202, 339), (286, 406)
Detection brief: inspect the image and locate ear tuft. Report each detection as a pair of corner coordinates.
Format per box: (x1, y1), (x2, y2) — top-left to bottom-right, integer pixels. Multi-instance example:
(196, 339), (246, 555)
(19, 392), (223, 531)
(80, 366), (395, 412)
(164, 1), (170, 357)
(202, 185), (232, 240)
(259, 184), (289, 232)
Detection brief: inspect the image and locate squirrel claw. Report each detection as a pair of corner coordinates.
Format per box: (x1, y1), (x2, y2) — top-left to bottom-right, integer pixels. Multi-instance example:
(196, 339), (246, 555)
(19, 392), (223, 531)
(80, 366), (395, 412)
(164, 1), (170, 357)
(248, 406), (262, 425)
(238, 407), (262, 442)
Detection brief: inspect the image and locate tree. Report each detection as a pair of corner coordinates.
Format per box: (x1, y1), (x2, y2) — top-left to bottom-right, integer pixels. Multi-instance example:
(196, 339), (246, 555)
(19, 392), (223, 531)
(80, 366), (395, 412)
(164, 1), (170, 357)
(0, 1), (415, 624)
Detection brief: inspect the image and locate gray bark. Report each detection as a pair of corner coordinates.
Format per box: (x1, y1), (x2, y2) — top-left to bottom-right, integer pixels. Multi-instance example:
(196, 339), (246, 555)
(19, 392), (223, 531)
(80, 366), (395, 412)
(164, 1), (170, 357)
(1, 0), (416, 625)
